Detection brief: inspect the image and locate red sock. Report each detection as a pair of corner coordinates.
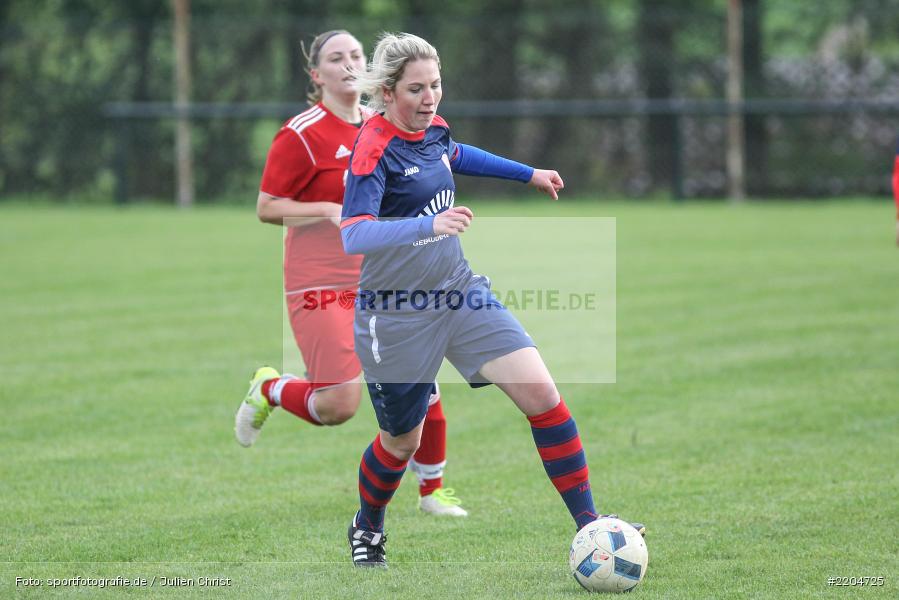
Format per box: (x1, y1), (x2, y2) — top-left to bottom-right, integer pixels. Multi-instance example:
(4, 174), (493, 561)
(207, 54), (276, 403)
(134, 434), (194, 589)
(413, 399), (446, 497)
(263, 378), (321, 426)
(261, 380), (278, 406)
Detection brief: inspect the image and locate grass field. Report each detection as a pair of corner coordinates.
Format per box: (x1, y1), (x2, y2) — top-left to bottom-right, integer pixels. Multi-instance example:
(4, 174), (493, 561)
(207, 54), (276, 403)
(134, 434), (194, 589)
(1, 200), (897, 599)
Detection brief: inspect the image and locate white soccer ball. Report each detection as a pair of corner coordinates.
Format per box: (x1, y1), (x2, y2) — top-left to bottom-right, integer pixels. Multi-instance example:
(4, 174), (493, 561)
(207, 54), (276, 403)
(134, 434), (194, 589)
(569, 517), (648, 593)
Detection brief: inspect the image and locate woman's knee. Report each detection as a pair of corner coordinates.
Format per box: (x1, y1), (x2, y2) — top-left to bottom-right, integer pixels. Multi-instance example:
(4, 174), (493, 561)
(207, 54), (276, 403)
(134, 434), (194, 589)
(494, 380), (559, 416)
(379, 428), (422, 461)
(532, 381), (561, 406)
(315, 384), (362, 425)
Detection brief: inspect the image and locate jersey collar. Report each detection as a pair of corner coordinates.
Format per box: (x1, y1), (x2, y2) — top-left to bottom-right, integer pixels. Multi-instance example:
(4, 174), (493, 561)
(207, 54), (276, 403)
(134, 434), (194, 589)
(371, 113), (426, 142)
(316, 101), (365, 129)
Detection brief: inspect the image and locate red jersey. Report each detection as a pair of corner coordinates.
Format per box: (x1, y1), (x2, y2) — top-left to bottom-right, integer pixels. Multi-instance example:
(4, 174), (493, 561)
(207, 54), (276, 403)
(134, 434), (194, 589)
(259, 102), (366, 292)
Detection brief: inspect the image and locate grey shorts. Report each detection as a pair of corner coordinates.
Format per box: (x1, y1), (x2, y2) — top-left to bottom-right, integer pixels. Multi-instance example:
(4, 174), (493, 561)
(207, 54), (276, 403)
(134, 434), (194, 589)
(354, 278), (535, 434)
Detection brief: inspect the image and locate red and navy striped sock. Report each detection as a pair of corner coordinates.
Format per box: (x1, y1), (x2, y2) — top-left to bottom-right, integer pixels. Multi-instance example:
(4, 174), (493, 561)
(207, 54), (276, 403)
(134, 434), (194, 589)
(357, 434), (408, 532)
(527, 398), (597, 530)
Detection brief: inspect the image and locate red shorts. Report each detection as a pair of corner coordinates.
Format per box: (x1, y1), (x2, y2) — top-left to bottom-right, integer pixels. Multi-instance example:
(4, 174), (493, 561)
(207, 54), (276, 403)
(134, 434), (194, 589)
(286, 288), (361, 391)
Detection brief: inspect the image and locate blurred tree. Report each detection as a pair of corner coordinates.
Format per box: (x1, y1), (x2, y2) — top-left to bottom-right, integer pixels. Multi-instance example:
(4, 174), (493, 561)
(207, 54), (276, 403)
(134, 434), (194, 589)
(284, 0), (329, 103)
(407, 0), (439, 41)
(0, 0), (9, 190)
(535, 1), (606, 191)
(123, 0), (172, 199)
(189, 0), (285, 199)
(464, 0), (523, 158)
(2, 0), (897, 201)
(637, 0), (677, 193)
(743, 0), (767, 195)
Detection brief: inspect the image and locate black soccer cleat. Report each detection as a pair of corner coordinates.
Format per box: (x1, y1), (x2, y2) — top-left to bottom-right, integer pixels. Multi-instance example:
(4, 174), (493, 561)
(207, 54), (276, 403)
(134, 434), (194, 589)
(348, 517), (388, 568)
(600, 514), (646, 537)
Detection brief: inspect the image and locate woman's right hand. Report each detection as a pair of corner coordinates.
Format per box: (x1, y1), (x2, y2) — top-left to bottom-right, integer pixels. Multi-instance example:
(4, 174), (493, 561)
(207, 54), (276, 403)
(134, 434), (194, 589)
(432, 206), (474, 236)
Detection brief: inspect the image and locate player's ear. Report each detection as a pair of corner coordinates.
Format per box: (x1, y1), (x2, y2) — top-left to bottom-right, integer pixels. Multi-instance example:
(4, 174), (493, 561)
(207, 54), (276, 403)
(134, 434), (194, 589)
(382, 86), (394, 104)
(310, 67), (322, 87)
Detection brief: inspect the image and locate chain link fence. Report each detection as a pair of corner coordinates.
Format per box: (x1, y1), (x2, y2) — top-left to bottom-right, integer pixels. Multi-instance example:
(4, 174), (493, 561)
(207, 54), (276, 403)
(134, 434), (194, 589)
(2, 1), (898, 202)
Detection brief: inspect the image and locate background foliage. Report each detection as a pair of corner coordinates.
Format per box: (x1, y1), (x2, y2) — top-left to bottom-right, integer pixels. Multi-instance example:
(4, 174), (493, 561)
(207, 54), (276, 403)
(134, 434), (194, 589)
(2, 0), (899, 202)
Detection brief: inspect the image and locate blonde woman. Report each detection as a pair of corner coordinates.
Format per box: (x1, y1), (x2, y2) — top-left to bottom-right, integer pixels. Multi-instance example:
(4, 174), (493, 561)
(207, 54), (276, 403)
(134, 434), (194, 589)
(341, 33), (644, 567)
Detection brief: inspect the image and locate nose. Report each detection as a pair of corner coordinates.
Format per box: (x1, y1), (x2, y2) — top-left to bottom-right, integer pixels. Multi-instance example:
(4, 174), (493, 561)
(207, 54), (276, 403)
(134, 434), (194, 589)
(422, 87), (434, 105)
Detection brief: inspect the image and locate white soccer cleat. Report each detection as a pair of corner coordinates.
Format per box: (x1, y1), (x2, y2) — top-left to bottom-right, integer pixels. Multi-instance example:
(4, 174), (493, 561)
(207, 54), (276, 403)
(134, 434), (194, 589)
(419, 488), (468, 517)
(234, 366), (279, 447)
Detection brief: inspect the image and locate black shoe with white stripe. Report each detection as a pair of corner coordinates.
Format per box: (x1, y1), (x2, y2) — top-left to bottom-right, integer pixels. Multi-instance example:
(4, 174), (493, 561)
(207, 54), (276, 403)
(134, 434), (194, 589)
(348, 517), (388, 568)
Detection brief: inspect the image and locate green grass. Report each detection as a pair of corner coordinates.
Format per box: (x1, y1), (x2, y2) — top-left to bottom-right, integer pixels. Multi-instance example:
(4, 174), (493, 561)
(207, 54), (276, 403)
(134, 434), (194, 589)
(1, 200), (897, 598)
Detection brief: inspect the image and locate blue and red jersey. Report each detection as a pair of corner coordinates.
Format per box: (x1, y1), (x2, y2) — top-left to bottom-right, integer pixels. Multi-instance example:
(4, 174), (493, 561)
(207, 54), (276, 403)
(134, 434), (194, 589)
(341, 114), (469, 304)
(340, 113), (535, 308)
(344, 113), (459, 219)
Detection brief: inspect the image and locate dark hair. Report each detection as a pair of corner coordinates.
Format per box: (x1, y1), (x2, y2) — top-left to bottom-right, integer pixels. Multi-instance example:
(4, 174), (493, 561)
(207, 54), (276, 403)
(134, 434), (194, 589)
(301, 29), (353, 104)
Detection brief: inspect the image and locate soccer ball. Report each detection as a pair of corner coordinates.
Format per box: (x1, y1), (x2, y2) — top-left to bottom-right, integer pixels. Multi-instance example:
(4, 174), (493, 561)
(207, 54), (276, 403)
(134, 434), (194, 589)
(569, 517), (648, 593)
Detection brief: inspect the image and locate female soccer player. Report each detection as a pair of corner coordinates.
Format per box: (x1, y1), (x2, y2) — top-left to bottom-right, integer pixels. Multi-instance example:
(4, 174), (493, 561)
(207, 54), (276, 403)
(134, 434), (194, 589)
(341, 32), (643, 567)
(234, 30), (467, 517)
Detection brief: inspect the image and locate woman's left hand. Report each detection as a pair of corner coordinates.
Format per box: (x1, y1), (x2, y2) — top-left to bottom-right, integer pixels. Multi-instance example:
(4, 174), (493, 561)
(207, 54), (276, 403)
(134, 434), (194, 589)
(529, 169), (564, 200)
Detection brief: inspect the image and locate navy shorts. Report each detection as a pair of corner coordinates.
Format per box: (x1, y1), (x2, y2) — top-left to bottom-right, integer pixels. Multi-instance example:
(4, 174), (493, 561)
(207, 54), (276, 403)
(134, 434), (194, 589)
(355, 277), (535, 435)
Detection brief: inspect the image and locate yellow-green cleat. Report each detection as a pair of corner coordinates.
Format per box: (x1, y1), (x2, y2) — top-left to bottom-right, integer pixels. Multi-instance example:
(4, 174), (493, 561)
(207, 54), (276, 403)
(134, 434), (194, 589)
(419, 487), (468, 517)
(234, 366), (280, 447)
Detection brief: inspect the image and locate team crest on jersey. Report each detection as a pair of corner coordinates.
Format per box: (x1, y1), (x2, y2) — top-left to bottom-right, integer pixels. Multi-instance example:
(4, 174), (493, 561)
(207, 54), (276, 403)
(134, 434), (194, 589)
(419, 190), (455, 216)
